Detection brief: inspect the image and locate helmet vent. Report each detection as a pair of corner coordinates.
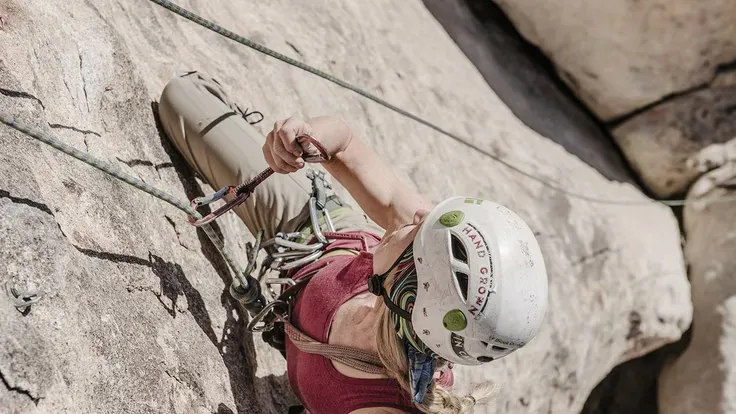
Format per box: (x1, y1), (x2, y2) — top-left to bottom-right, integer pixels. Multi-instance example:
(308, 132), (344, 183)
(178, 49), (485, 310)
(451, 235), (470, 301)
(451, 235), (468, 263)
(481, 341), (508, 352)
(454, 271), (469, 301)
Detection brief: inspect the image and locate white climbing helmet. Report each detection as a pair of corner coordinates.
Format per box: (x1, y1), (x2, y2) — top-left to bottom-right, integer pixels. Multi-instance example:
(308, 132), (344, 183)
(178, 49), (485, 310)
(411, 196), (548, 365)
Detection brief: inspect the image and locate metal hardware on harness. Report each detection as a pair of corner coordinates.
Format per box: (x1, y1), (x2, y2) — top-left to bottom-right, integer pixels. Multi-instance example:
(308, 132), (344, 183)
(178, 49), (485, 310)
(246, 168), (337, 276)
(270, 250), (323, 273)
(236, 167), (339, 307)
(263, 235), (323, 252)
(246, 300), (288, 332)
(265, 278), (297, 302)
(307, 169), (336, 238)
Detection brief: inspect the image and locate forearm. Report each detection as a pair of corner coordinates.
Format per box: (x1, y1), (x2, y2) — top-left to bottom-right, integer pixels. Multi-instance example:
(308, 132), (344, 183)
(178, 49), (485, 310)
(307, 117), (430, 230)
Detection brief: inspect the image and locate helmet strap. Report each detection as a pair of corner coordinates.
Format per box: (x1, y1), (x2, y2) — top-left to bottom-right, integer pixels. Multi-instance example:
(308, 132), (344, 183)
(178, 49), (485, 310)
(367, 274), (412, 321)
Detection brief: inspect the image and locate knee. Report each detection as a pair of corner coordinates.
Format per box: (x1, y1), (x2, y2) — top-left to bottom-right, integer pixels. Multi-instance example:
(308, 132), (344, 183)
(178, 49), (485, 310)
(158, 72), (204, 125)
(160, 74), (191, 105)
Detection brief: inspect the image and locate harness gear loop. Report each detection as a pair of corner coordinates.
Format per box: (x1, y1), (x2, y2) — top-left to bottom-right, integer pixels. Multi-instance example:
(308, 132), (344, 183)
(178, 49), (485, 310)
(231, 167), (335, 306)
(225, 143), (334, 312)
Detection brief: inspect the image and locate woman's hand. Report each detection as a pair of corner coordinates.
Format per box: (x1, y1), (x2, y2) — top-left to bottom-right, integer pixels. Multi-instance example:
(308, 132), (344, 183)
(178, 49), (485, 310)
(263, 117), (314, 174)
(263, 116), (356, 174)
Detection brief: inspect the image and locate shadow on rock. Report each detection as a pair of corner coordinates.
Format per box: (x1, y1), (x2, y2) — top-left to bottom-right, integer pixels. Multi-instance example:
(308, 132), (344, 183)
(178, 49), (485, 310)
(217, 403), (235, 414)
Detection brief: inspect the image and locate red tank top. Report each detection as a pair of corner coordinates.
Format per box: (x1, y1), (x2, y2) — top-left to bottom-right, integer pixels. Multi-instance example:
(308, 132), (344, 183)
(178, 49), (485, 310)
(285, 230), (421, 414)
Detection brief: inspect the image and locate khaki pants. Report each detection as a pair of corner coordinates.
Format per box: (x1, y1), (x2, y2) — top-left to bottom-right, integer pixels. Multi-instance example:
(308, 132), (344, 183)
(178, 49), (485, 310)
(157, 71), (383, 240)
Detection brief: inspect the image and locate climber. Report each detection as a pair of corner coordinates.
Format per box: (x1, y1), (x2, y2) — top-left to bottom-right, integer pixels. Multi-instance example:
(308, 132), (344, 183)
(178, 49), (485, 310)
(157, 71), (549, 414)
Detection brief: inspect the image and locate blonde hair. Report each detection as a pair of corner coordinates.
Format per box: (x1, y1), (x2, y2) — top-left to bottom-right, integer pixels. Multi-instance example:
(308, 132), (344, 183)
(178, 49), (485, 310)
(374, 273), (496, 413)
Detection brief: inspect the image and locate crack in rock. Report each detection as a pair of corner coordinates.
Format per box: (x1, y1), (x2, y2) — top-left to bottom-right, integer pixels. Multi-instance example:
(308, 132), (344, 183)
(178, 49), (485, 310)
(165, 214), (189, 250)
(607, 83), (710, 127)
(116, 157), (154, 168)
(0, 87), (45, 109)
(285, 41), (303, 57)
(56, 222), (68, 238)
(0, 189), (54, 216)
(78, 52), (89, 113)
(154, 162), (175, 179)
(48, 123), (101, 137)
(154, 162), (174, 171)
(63, 79), (73, 100)
(0, 365), (41, 405)
(571, 246), (619, 266)
(116, 159), (176, 180)
(165, 369), (184, 385)
(608, 57), (736, 127)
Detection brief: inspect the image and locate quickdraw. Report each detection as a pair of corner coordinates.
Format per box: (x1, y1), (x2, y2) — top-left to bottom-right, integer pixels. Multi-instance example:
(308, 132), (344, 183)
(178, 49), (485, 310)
(187, 135), (331, 227)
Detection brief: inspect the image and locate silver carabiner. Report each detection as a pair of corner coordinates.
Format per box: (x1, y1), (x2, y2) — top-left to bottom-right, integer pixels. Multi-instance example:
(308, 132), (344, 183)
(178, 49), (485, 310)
(265, 277), (297, 300)
(270, 250), (323, 271)
(247, 300), (288, 332)
(273, 237), (324, 252)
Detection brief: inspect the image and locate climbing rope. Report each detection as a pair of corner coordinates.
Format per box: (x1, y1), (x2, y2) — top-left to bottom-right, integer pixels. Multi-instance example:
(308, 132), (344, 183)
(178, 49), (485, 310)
(147, 0), (736, 207)
(0, 110), (265, 310)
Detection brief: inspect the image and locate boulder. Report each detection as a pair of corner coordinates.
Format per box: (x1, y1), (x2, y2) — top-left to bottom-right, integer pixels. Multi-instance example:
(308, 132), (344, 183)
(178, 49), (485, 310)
(491, 0), (736, 121)
(1, 0), (691, 413)
(658, 153), (736, 414)
(610, 74), (736, 198)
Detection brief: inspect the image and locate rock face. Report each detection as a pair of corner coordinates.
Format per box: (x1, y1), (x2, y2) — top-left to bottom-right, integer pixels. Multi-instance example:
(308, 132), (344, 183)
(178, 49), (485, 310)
(611, 74), (736, 198)
(657, 155), (736, 414)
(422, 0), (636, 184)
(492, 0), (736, 121)
(1, 0), (691, 413)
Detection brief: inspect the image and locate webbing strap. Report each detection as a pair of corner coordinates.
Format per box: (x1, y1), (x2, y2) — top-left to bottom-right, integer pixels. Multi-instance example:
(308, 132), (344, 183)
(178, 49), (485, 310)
(281, 317), (386, 375)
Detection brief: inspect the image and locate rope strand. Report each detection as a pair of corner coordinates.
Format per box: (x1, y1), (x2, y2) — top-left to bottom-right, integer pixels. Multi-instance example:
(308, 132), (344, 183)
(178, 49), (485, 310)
(146, 0), (736, 208)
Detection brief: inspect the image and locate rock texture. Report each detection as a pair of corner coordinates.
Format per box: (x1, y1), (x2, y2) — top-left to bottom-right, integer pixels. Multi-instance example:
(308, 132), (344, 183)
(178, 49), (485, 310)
(657, 151), (736, 414)
(422, 0), (636, 184)
(611, 73), (736, 198)
(1, 0), (691, 413)
(492, 0), (736, 121)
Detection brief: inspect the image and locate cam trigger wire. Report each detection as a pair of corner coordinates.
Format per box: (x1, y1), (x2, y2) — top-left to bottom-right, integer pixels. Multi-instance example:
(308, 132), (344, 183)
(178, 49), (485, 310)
(147, 0), (735, 208)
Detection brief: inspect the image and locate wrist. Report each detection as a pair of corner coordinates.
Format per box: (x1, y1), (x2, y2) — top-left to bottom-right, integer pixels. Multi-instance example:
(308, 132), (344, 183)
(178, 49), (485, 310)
(306, 116), (354, 157)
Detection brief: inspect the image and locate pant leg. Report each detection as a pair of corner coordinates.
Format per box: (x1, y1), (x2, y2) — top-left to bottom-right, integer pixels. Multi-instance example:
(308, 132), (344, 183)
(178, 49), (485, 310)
(157, 71), (384, 239)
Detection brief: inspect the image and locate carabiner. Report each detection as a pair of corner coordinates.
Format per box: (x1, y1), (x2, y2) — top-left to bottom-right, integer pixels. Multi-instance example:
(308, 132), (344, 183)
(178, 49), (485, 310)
(247, 300), (289, 332)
